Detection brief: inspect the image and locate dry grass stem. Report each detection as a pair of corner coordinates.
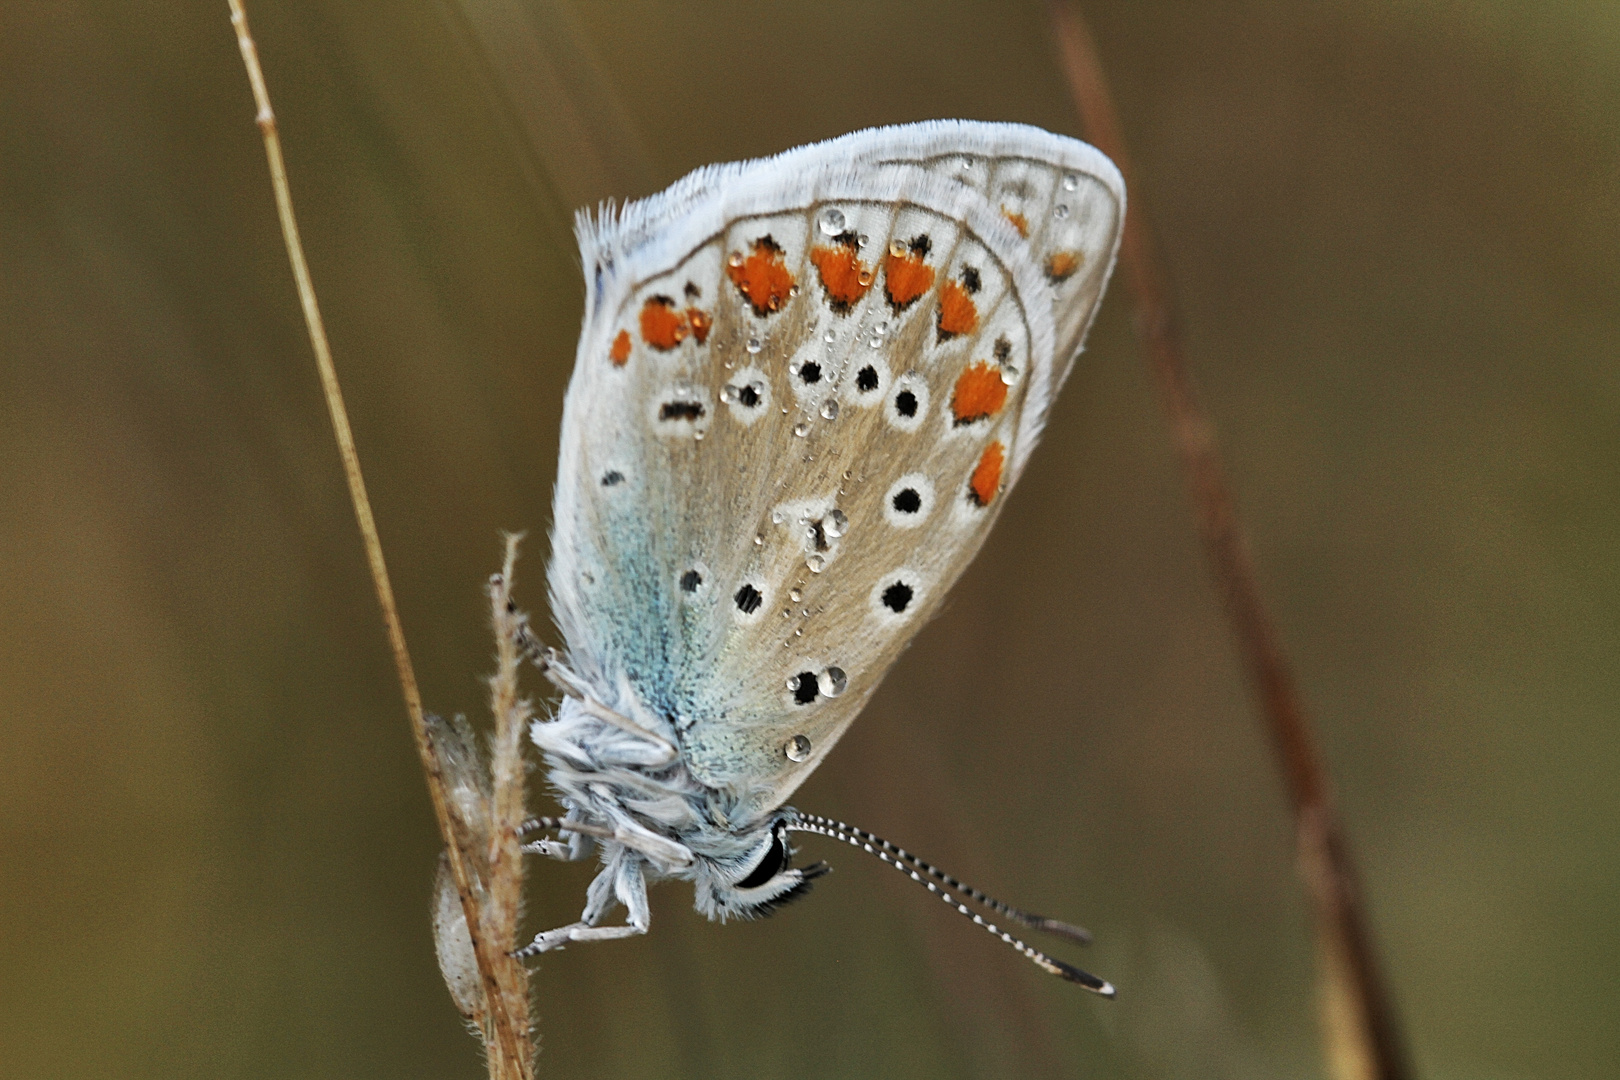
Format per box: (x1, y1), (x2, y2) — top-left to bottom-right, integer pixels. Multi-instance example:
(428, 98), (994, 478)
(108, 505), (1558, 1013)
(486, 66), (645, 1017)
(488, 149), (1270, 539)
(1043, 3), (1412, 1078)
(227, 3), (534, 1075)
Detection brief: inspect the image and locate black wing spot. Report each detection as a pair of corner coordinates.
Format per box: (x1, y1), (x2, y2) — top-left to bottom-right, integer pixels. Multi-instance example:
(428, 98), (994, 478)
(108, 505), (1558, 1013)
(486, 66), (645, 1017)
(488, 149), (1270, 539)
(737, 383), (761, 407)
(895, 390), (918, 418)
(799, 361), (823, 385)
(993, 336), (1012, 362)
(962, 266), (982, 293)
(734, 584), (763, 614)
(601, 470), (624, 487)
(684, 281), (702, 299)
(882, 581), (914, 613)
(908, 234), (932, 257)
(660, 400), (705, 421)
(791, 671), (820, 704)
(856, 365), (879, 393)
(680, 569), (703, 593)
(891, 488), (922, 514)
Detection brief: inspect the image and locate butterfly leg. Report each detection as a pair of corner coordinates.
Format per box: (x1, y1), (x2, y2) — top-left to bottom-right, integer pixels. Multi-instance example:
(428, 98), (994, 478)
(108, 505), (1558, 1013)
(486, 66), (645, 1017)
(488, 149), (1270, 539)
(514, 852), (651, 956)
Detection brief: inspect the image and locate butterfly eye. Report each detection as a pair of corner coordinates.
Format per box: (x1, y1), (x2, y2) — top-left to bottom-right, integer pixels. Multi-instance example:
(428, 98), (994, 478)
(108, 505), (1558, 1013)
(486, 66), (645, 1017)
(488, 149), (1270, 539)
(735, 830), (789, 890)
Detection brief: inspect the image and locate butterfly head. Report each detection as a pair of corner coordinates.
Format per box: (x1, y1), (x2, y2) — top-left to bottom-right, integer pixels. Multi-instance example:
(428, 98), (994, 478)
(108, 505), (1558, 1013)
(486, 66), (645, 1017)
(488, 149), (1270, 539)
(692, 810), (828, 922)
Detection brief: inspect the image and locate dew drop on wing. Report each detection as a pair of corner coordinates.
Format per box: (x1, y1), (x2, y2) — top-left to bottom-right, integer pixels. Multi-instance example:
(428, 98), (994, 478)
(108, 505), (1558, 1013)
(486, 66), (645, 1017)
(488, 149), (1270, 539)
(820, 400), (839, 420)
(794, 422), (810, 437)
(825, 509), (848, 537)
(746, 337), (763, 354)
(818, 207), (846, 235)
(807, 554), (826, 573)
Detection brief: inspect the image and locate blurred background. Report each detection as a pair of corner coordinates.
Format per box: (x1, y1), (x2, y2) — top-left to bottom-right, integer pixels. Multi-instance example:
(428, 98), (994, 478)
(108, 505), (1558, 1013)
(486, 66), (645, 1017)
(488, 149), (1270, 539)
(1, 2), (1615, 1077)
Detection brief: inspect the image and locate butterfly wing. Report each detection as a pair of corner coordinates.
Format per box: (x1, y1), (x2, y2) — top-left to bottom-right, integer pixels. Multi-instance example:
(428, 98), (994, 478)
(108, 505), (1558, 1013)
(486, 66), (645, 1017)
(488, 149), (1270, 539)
(549, 122), (1123, 825)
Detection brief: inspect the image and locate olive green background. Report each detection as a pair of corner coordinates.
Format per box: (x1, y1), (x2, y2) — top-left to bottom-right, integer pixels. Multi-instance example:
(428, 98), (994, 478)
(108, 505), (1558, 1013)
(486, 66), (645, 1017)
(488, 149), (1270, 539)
(1, 2), (1615, 1078)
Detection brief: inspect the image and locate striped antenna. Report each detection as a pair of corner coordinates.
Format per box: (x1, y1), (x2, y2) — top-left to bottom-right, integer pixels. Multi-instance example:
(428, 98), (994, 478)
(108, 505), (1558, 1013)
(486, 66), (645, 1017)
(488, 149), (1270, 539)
(788, 812), (1115, 997)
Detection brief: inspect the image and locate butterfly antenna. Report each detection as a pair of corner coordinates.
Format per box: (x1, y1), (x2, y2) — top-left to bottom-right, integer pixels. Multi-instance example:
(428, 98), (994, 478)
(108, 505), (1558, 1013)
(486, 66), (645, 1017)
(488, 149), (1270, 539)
(788, 813), (1115, 997)
(793, 812), (1094, 943)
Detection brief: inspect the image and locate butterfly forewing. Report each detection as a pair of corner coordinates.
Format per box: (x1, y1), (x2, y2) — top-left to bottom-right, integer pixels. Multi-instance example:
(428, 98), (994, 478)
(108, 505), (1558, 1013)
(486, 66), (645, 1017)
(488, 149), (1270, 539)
(550, 125), (1121, 826)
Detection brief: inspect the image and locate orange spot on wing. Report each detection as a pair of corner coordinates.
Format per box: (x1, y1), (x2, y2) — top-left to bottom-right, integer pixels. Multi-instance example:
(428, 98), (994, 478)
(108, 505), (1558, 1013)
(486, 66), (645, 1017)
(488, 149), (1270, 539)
(810, 243), (872, 311)
(951, 361), (1008, 425)
(686, 307), (712, 344)
(937, 279), (979, 339)
(969, 441), (1005, 507)
(884, 250), (935, 310)
(639, 296), (688, 350)
(1046, 250), (1082, 281)
(1002, 208), (1029, 237)
(726, 237), (796, 315)
(609, 329), (631, 366)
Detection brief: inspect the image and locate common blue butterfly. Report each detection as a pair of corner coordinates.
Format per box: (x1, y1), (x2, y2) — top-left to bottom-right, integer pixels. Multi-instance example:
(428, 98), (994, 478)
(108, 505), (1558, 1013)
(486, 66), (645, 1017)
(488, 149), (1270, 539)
(517, 121), (1124, 993)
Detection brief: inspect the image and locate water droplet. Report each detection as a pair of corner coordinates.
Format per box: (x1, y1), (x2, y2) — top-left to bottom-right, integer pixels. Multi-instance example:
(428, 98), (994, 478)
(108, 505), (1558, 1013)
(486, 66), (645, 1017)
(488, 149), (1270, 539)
(842, 469), (852, 480)
(825, 509), (848, 537)
(794, 422), (810, 437)
(868, 335), (883, 349)
(824, 329), (837, 343)
(857, 233), (870, 248)
(807, 554), (826, 573)
(856, 269), (873, 286)
(729, 252), (744, 267)
(1063, 173), (1079, 191)
(789, 284), (800, 297)
(794, 628), (803, 637)
(721, 385), (739, 403)
(822, 666), (848, 697)
(753, 533), (765, 546)
(960, 157), (973, 170)
(771, 509), (785, 524)
(782, 609), (792, 619)
(789, 587), (803, 602)
(818, 207), (846, 235)
(888, 239), (907, 258)
(1055, 204), (1071, 219)
(820, 400), (839, 420)
(746, 337), (762, 354)
(1001, 364), (1020, 385)
(693, 429), (705, 440)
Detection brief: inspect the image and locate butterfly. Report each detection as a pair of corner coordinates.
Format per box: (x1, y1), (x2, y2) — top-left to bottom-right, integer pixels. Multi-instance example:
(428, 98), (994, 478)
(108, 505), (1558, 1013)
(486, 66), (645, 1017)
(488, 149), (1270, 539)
(517, 120), (1124, 993)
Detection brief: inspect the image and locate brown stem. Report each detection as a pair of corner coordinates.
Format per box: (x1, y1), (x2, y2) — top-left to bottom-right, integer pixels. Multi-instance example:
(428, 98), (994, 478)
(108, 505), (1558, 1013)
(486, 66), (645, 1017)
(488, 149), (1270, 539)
(1043, 4), (1412, 1078)
(226, 4), (532, 1075)
(482, 537), (537, 1073)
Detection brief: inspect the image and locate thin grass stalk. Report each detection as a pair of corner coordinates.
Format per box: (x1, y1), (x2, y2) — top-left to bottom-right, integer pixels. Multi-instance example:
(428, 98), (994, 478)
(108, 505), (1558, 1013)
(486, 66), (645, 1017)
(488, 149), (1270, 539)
(226, 3), (533, 1075)
(1042, 3), (1413, 1078)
